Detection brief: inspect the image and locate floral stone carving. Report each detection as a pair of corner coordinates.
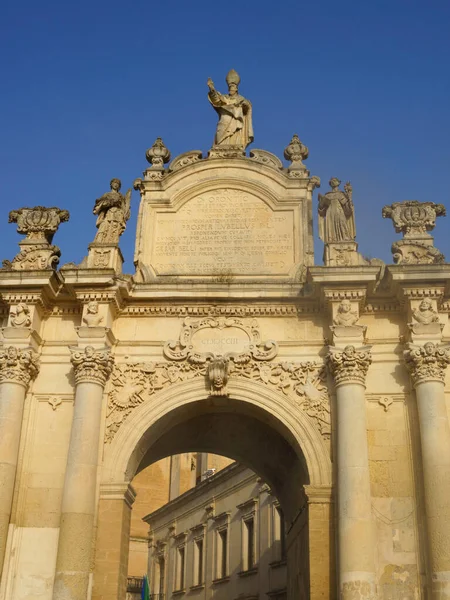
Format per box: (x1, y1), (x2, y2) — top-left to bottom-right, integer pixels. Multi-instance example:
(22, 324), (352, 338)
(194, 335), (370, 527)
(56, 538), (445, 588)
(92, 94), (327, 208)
(327, 345), (372, 387)
(70, 346), (114, 386)
(0, 346), (40, 387)
(404, 342), (450, 386)
(105, 357), (330, 443)
(382, 200), (446, 264)
(2, 207), (69, 271)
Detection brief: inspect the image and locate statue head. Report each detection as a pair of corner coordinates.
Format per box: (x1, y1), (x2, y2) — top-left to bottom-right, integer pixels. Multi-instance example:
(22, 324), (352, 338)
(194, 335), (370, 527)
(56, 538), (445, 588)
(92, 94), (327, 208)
(226, 69), (240, 96)
(339, 300), (352, 314)
(87, 301), (99, 314)
(110, 178), (121, 192)
(424, 342), (435, 355)
(419, 299), (432, 312)
(329, 177), (341, 190)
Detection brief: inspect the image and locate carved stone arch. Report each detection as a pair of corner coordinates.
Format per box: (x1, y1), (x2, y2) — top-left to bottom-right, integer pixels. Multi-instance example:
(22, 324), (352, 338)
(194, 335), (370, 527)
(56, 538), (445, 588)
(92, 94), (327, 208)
(101, 377), (331, 490)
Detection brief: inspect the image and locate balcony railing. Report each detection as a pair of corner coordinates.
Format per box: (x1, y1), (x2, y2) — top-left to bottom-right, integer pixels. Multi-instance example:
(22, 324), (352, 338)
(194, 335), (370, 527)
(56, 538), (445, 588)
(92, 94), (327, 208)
(126, 578), (164, 600)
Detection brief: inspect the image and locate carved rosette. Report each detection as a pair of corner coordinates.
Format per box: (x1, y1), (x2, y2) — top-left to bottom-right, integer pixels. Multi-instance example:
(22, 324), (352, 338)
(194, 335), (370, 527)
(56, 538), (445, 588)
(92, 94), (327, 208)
(327, 345), (372, 387)
(70, 346), (114, 387)
(0, 346), (40, 387)
(404, 342), (450, 386)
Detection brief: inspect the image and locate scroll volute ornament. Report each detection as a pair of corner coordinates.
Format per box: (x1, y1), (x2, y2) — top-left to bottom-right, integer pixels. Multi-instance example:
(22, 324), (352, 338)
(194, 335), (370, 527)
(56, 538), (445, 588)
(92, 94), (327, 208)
(327, 345), (372, 387)
(404, 342), (450, 386)
(0, 346), (40, 387)
(2, 206), (69, 271)
(70, 346), (114, 386)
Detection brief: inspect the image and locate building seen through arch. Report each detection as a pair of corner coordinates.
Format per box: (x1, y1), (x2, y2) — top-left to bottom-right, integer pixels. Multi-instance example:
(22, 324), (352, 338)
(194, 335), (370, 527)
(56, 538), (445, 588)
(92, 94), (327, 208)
(0, 71), (449, 600)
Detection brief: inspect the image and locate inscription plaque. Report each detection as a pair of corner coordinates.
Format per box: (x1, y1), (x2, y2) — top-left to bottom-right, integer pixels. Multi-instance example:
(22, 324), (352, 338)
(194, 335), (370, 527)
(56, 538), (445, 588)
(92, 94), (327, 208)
(190, 326), (250, 356)
(151, 189), (295, 277)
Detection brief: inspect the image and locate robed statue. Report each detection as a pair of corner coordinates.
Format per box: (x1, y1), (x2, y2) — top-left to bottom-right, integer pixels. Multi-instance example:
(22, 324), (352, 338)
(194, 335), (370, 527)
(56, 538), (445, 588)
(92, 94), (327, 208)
(318, 178), (356, 243)
(93, 178), (131, 244)
(207, 69), (254, 148)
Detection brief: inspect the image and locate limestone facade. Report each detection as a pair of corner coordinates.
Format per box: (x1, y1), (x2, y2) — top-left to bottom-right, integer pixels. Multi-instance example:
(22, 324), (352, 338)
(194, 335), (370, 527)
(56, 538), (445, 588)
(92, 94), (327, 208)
(143, 462), (287, 600)
(0, 75), (449, 600)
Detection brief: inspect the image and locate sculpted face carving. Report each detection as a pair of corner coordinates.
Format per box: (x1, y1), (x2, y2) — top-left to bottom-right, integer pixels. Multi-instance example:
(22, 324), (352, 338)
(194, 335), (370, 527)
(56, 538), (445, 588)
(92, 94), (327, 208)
(10, 303), (32, 328)
(412, 298), (439, 325)
(327, 345), (372, 387)
(333, 300), (359, 327)
(83, 301), (104, 327)
(0, 345), (39, 386)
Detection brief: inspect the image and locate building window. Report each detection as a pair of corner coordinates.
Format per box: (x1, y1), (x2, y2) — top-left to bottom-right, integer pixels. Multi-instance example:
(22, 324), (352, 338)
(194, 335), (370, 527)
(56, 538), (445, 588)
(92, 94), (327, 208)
(194, 537), (204, 585)
(217, 528), (228, 579)
(154, 557), (165, 597)
(273, 503), (286, 563)
(243, 516), (255, 571)
(176, 545), (186, 591)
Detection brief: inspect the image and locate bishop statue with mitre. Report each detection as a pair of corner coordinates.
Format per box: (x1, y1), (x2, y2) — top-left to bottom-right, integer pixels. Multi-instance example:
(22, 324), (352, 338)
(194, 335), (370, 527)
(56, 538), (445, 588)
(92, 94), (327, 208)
(207, 69), (254, 148)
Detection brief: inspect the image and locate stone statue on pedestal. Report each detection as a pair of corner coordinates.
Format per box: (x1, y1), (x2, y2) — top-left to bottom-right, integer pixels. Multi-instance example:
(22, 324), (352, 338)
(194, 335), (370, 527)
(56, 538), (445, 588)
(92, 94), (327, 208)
(207, 69), (254, 149)
(93, 179), (131, 244)
(318, 178), (355, 244)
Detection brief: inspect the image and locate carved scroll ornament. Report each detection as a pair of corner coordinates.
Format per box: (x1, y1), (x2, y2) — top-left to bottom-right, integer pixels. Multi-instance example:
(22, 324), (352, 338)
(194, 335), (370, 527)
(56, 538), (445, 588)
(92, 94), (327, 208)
(404, 342), (450, 386)
(2, 207), (69, 271)
(105, 358), (330, 443)
(327, 345), (372, 387)
(0, 346), (40, 387)
(70, 346), (114, 386)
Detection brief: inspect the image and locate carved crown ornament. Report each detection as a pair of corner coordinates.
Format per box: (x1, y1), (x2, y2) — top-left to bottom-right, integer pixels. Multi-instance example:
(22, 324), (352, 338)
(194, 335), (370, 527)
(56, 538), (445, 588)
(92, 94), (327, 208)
(0, 346), (40, 387)
(382, 200), (446, 264)
(327, 345), (372, 387)
(70, 346), (114, 386)
(104, 318), (330, 443)
(404, 342), (450, 386)
(2, 207), (69, 271)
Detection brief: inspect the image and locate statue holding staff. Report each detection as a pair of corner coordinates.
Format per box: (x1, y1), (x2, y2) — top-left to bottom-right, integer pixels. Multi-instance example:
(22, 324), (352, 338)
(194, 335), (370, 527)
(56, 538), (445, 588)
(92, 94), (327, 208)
(207, 69), (254, 148)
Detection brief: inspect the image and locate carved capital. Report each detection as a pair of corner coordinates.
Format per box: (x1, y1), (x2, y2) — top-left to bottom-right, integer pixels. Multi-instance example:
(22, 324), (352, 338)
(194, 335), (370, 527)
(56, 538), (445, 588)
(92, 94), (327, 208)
(404, 342), (450, 386)
(70, 346), (114, 386)
(0, 346), (40, 387)
(327, 345), (372, 387)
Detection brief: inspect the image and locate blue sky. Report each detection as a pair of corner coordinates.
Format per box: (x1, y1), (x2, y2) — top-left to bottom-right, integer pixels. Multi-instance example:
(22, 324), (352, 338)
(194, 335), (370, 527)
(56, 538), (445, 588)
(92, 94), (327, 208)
(1, 0), (449, 269)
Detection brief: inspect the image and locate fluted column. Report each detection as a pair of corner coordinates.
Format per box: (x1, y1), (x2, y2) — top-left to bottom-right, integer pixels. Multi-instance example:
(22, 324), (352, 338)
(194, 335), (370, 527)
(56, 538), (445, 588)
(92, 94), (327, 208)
(0, 346), (39, 577)
(53, 346), (113, 600)
(328, 345), (377, 600)
(405, 342), (450, 599)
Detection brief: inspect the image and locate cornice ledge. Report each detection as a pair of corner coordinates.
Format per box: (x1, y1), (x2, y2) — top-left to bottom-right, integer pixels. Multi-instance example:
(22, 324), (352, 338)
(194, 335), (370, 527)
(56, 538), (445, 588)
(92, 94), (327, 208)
(308, 265), (380, 285)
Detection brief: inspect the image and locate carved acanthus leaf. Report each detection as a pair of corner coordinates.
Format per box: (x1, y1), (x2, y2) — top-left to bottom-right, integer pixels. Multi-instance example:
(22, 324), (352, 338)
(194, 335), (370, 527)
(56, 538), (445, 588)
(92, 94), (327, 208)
(404, 342), (450, 386)
(70, 346), (114, 386)
(327, 345), (372, 387)
(0, 346), (40, 387)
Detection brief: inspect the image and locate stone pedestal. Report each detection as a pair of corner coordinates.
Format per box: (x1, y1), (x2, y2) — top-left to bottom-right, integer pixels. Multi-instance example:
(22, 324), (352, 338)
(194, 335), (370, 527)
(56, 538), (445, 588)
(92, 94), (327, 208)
(404, 343), (450, 599)
(328, 345), (376, 600)
(91, 484), (135, 600)
(324, 242), (361, 267)
(85, 244), (124, 273)
(0, 346), (39, 575)
(52, 343), (113, 600)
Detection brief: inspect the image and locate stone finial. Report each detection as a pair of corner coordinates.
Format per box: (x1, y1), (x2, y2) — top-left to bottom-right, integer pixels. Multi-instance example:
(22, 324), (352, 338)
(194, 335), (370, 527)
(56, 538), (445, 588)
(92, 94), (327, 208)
(70, 346), (114, 386)
(2, 207), (69, 271)
(382, 200), (446, 264)
(404, 342), (450, 386)
(327, 345), (372, 387)
(207, 358), (229, 396)
(0, 346), (40, 387)
(284, 134), (309, 172)
(146, 138), (171, 168)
